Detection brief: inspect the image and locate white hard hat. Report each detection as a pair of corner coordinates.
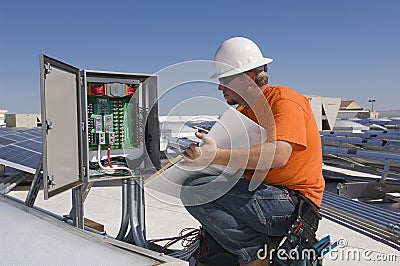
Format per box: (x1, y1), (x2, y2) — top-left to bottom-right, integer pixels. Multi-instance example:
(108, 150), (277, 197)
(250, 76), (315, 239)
(211, 37), (273, 79)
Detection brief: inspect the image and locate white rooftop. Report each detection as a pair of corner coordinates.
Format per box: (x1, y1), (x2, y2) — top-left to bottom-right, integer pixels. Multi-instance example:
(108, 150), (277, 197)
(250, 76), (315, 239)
(7, 186), (399, 265)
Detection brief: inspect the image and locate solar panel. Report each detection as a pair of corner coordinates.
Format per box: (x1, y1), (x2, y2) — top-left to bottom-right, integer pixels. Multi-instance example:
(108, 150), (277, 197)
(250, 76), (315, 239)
(3, 134), (29, 142)
(15, 140), (42, 153)
(0, 128), (14, 136)
(19, 131), (41, 139)
(22, 153), (42, 168)
(0, 127), (42, 174)
(0, 147), (36, 163)
(0, 137), (16, 146)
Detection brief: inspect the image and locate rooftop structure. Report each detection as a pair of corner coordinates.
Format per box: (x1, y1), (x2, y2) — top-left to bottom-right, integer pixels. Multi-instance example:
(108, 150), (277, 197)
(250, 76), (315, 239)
(340, 100), (364, 110)
(0, 110), (7, 127)
(5, 113), (40, 128)
(307, 96), (341, 131)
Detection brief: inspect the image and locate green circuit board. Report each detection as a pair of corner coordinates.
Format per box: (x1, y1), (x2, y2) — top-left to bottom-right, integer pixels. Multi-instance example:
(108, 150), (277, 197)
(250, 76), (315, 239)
(87, 95), (139, 151)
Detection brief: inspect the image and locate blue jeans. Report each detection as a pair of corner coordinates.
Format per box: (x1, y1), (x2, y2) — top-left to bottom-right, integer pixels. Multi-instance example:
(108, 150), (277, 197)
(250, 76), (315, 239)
(181, 176), (296, 265)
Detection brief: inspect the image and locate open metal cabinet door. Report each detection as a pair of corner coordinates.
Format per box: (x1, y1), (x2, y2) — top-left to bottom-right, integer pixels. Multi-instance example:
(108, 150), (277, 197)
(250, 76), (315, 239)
(40, 55), (83, 199)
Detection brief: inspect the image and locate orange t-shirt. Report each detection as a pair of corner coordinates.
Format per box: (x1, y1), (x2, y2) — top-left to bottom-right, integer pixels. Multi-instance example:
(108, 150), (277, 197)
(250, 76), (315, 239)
(237, 85), (325, 206)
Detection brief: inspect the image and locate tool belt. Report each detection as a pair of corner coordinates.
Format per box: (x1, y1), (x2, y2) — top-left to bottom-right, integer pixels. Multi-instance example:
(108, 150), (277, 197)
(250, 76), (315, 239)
(289, 190), (321, 237)
(271, 190), (323, 266)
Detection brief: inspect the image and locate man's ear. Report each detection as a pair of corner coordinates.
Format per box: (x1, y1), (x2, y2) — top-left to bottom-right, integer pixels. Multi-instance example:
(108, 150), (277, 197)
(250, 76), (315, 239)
(245, 72), (257, 88)
(246, 71), (257, 82)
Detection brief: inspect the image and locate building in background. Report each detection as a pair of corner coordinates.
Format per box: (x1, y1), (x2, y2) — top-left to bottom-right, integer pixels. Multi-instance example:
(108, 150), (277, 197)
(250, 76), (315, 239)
(307, 96), (341, 131)
(0, 110), (7, 127)
(338, 100), (377, 119)
(5, 114), (40, 128)
(340, 100), (363, 110)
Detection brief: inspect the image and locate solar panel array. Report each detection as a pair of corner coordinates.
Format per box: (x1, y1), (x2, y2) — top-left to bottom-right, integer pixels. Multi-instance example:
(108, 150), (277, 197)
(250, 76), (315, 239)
(0, 127), (42, 174)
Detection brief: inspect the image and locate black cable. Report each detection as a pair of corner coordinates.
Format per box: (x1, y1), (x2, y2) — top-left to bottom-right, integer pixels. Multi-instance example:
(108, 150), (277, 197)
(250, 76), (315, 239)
(89, 156), (128, 170)
(157, 228), (200, 253)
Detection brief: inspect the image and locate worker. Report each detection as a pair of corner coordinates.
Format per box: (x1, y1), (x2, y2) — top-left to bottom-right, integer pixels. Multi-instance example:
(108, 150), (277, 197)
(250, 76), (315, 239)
(180, 37), (325, 266)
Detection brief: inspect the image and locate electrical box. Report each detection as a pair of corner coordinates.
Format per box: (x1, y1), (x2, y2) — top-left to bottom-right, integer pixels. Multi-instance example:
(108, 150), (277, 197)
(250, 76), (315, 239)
(40, 55), (160, 199)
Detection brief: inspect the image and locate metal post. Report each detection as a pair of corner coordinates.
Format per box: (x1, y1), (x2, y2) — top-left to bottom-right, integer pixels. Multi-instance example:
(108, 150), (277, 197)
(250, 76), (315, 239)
(0, 164), (5, 177)
(71, 185), (84, 229)
(369, 99), (376, 112)
(81, 182), (93, 203)
(379, 160), (391, 202)
(68, 182), (92, 221)
(25, 156), (43, 207)
(380, 160), (391, 183)
(137, 175), (146, 236)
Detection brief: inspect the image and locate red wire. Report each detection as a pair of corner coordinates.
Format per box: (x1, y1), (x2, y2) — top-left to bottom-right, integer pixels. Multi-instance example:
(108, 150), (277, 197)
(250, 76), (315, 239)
(107, 144), (113, 167)
(293, 222), (302, 234)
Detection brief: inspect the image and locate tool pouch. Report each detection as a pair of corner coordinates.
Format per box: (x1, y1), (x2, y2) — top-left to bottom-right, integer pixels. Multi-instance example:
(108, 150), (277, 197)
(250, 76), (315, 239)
(271, 191), (324, 266)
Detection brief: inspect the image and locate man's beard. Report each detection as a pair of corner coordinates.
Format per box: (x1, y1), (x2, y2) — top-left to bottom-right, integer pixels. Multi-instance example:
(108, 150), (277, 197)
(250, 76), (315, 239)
(226, 98), (238, 105)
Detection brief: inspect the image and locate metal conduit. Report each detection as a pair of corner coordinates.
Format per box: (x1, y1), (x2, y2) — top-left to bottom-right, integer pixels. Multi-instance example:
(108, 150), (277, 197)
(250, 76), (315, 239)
(322, 135), (400, 147)
(124, 229), (134, 243)
(321, 206), (399, 250)
(322, 203), (400, 237)
(322, 201), (396, 226)
(137, 176), (146, 236)
(127, 178), (147, 248)
(320, 131), (400, 140)
(323, 146), (400, 162)
(322, 191), (400, 228)
(116, 179), (129, 240)
(321, 191), (400, 250)
(323, 207), (399, 238)
(0, 175), (26, 194)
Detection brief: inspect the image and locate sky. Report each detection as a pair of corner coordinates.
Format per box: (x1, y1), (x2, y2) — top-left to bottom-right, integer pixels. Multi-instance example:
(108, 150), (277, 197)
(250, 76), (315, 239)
(0, 0), (399, 115)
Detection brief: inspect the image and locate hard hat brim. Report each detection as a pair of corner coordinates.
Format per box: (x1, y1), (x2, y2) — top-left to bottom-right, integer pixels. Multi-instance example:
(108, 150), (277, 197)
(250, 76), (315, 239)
(210, 57), (273, 79)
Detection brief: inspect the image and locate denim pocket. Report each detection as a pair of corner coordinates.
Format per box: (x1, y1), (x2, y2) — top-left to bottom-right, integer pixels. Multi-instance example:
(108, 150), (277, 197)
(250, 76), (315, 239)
(268, 214), (295, 236)
(252, 197), (296, 235)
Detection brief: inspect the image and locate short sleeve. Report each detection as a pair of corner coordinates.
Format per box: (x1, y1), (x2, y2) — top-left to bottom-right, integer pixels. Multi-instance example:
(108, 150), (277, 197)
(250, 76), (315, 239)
(271, 99), (307, 149)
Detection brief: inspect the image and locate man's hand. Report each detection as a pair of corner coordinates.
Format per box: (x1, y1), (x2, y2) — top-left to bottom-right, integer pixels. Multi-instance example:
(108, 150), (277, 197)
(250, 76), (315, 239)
(181, 132), (218, 166)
